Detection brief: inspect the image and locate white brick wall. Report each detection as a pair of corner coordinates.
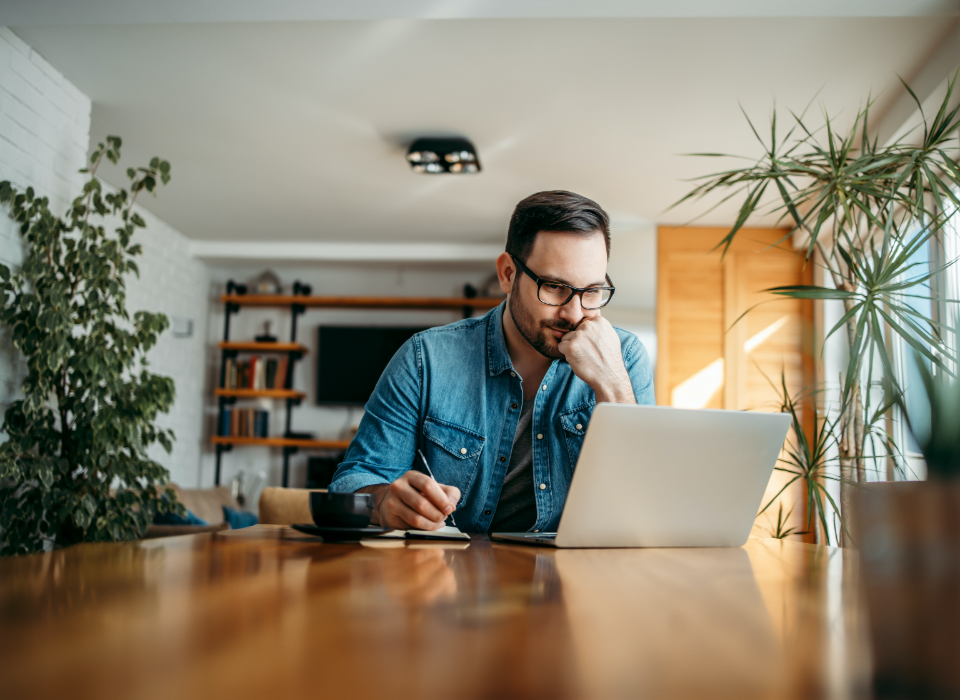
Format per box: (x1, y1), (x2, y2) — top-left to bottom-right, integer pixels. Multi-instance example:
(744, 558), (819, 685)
(0, 27), (209, 487)
(0, 27), (89, 270)
(124, 206), (210, 487)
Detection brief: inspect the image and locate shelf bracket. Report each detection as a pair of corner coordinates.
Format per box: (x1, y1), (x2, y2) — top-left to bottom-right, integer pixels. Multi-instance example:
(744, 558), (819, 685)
(214, 442), (233, 486)
(282, 445), (299, 488)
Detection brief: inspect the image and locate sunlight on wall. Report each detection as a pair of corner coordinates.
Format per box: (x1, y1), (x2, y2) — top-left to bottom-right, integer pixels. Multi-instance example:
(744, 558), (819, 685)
(670, 316), (789, 409)
(671, 358), (725, 408)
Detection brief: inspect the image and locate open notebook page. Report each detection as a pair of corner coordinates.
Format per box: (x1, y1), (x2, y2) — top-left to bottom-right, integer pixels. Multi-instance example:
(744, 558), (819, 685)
(378, 526), (470, 541)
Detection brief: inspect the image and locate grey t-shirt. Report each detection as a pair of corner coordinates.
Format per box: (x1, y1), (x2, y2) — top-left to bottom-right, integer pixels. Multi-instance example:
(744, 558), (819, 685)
(489, 399), (537, 532)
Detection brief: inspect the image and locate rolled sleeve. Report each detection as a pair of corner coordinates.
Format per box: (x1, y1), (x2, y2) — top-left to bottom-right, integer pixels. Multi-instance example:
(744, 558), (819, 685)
(328, 335), (422, 493)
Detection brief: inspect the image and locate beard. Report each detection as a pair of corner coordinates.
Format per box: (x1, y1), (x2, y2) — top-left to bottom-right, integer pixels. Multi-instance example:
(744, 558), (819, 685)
(508, 278), (578, 361)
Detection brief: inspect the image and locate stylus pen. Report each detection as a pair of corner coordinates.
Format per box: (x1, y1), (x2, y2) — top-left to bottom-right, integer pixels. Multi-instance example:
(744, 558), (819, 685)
(417, 449), (457, 528)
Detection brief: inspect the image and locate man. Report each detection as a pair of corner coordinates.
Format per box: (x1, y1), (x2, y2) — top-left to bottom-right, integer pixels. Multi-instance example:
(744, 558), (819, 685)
(329, 190), (654, 532)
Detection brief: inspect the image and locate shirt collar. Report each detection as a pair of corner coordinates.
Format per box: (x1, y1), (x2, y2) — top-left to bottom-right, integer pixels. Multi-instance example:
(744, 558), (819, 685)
(486, 301), (514, 376)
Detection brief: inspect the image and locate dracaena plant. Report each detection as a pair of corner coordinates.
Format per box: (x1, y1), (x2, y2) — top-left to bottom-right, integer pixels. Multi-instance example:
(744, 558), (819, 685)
(675, 74), (960, 544)
(0, 136), (184, 555)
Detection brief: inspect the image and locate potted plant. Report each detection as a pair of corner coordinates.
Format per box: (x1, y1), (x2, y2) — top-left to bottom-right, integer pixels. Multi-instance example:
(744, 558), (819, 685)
(674, 74), (960, 543)
(0, 136), (183, 555)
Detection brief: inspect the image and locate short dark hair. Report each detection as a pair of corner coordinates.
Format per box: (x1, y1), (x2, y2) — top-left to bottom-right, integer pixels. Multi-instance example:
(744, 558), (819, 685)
(506, 190), (610, 262)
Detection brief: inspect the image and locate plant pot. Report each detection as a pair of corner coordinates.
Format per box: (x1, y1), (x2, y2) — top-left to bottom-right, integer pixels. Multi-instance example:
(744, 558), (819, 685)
(853, 480), (960, 698)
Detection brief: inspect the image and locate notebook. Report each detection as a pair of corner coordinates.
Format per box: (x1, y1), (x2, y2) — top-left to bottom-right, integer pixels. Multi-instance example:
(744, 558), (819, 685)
(377, 526), (470, 541)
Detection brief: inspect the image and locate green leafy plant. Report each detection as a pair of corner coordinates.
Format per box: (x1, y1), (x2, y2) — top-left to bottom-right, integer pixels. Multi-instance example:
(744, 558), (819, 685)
(0, 136), (183, 555)
(757, 370), (843, 544)
(676, 74), (960, 543)
(764, 502), (801, 540)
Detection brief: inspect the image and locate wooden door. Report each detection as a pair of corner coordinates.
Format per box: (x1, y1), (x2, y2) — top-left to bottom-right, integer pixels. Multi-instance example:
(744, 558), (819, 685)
(657, 227), (814, 541)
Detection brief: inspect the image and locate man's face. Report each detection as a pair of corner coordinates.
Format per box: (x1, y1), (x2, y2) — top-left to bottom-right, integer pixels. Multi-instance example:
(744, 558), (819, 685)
(507, 231), (608, 360)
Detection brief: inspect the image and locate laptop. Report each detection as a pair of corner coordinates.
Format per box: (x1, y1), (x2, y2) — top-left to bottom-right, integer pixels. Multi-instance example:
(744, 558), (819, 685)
(490, 404), (790, 548)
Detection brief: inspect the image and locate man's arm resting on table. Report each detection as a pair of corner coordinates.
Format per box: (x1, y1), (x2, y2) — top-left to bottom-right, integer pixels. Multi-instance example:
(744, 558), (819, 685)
(358, 471), (460, 531)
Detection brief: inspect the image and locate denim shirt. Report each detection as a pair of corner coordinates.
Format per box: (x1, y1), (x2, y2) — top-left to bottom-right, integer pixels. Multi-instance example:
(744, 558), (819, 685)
(329, 302), (655, 532)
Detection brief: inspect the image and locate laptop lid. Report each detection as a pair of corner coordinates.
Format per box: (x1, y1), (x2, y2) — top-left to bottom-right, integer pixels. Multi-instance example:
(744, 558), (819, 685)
(554, 404), (790, 548)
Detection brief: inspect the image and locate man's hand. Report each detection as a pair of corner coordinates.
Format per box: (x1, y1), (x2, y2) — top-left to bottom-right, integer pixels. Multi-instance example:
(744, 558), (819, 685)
(557, 316), (636, 404)
(360, 471), (460, 531)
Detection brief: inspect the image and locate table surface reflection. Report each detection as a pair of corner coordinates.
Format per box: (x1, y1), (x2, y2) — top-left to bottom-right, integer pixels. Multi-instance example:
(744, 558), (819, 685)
(0, 525), (870, 699)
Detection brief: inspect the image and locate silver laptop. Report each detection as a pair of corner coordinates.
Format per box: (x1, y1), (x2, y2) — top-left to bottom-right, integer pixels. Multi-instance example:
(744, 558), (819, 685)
(491, 404), (790, 548)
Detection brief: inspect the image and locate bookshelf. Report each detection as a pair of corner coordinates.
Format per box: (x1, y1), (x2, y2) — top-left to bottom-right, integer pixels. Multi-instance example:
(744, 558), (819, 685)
(212, 282), (503, 486)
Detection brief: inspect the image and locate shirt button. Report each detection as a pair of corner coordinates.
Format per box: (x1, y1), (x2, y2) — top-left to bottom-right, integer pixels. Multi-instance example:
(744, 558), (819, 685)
(536, 433), (543, 440)
(534, 529), (539, 533)
(510, 372), (516, 377)
(500, 456), (506, 462)
(539, 483), (546, 490)
(485, 509), (491, 515)
(460, 448), (467, 454)
(512, 403), (518, 409)
(576, 423), (583, 430)
(541, 384), (547, 391)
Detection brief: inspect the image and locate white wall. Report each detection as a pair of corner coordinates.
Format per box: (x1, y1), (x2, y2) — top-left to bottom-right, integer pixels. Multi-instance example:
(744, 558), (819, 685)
(605, 222), (657, 368)
(0, 27), (209, 487)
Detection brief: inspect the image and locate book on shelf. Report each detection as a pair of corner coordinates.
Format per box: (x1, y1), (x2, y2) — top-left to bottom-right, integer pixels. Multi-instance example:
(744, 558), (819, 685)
(219, 407), (270, 438)
(222, 355), (289, 390)
(265, 358), (277, 389)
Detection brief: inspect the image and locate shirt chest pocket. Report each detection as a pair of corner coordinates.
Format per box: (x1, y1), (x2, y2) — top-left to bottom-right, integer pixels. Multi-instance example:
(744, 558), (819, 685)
(559, 405), (594, 470)
(423, 417), (485, 502)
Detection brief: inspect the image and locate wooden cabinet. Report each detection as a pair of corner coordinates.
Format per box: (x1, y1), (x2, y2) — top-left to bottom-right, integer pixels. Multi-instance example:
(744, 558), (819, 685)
(657, 227), (814, 539)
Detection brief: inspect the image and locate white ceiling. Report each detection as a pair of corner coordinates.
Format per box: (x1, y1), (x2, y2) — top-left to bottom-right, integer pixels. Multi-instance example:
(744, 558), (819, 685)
(3, 0), (958, 23)
(9, 9), (959, 250)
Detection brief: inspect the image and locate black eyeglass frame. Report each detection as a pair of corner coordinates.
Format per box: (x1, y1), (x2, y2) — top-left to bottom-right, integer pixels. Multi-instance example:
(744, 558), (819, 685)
(511, 255), (616, 310)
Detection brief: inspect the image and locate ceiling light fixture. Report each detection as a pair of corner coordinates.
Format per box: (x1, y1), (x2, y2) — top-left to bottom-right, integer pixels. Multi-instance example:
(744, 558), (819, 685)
(406, 137), (481, 174)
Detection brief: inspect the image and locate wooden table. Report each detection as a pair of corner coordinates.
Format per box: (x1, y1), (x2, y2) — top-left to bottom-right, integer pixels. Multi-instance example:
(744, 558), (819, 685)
(0, 526), (871, 699)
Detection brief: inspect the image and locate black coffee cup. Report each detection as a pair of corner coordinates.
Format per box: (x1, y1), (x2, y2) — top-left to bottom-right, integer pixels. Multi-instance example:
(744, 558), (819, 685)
(309, 492), (375, 528)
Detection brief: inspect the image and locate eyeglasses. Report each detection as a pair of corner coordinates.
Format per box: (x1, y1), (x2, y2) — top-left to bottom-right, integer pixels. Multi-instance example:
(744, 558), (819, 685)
(511, 255), (615, 310)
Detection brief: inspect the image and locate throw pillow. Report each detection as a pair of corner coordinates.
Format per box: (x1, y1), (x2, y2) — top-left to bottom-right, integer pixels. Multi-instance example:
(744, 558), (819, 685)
(223, 505), (258, 529)
(154, 504), (209, 526)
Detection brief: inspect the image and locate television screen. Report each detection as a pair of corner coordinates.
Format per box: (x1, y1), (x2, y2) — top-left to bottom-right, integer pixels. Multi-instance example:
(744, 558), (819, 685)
(316, 326), (428, 405)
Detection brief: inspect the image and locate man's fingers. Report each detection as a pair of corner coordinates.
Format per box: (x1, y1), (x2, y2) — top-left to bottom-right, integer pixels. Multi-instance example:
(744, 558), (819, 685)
(439, 484), (461, 509)
(393, 479), (446, 522)
(387, 498), (445, 531)
(404, 471), (456, 514)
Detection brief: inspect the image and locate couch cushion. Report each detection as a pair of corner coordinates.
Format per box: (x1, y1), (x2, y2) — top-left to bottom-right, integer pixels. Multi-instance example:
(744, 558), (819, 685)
(258, 487), (326, 525)
(169, 484), (240, 525)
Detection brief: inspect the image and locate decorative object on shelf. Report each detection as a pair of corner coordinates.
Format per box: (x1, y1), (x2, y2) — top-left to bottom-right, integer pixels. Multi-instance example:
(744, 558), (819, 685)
(226, 279), (247, 295)
(255, 320), (278, 343)
(292, 280), (312, 296)
(406, 137), (481, 174)
(480, 272), (506, 298)
(0, 136), (182, 555)
(250, 269), (282, 295)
